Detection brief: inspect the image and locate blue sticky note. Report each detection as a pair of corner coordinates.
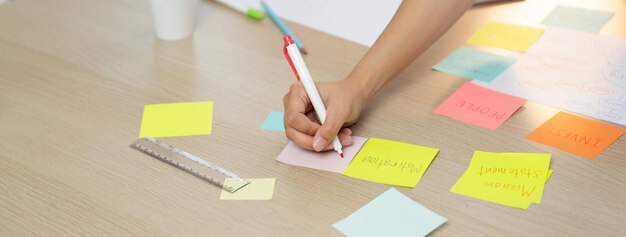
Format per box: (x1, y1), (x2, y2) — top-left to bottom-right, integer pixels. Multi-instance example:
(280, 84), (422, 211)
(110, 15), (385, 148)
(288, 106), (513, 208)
(333, 188), (447, 237)
(542, 6), (614, 33)
(433, 47), (516, 82)
(261, 112), (285, 132)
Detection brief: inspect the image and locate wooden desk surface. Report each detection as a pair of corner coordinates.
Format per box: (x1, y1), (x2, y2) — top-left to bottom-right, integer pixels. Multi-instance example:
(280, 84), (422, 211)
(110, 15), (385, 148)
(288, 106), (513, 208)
(0, 0), (624, 236)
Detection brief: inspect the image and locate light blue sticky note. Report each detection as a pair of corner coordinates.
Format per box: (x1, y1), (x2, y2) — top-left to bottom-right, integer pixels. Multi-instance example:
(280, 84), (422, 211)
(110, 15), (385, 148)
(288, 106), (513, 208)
(261, 112), (285, 132)
(542, 6), (614, 33)
(433, 47), (516, 82)
(333, 188), (447, 237)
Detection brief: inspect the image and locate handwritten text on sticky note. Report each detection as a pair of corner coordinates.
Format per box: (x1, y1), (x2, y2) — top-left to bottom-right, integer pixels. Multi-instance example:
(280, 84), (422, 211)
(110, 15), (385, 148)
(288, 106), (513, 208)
(342, 138), (439, 187)
(526, 112), (625, 159)
(434, 82), (526, 130)
(450, 151), (551, 209)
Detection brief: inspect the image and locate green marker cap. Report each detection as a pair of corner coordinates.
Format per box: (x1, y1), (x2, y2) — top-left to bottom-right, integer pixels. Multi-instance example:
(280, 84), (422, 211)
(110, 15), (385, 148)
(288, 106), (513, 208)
(247, 8), (265, 21)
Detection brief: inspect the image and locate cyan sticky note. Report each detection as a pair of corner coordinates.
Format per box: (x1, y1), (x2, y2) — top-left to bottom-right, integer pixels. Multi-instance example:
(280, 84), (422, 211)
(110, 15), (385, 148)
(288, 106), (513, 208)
(333, 188), (447, 237)
(542, 6), (614, 33)
(433, 47), (517, 82)
(261, 112), (285, 132)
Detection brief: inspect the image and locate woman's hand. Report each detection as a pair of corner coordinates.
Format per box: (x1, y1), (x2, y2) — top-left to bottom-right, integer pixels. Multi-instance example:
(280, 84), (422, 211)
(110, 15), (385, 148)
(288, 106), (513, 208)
(282, 0), (473, 151)
(283, 79), (367, 151)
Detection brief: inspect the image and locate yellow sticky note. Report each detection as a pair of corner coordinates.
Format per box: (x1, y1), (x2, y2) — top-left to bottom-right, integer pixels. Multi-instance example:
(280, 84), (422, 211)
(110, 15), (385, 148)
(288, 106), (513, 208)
(546, 169), (553, 181)
(220, 178), (276, 200)
(139, 101), (213, 138)
(467, 22), (544, 52)
(342, 138), (439, 187)
(450, 151), (551, 209)
(473, 154), (553, 204)
(534, 169), (553, 204)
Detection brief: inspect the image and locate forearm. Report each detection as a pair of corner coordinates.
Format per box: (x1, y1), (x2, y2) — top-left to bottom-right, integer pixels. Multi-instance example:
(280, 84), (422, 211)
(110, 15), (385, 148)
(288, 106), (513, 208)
(347, 0), (474, 100)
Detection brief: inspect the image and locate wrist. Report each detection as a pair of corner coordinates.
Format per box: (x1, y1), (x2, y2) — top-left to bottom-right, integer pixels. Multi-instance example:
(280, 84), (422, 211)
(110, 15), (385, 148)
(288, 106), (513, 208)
(345, 71), (385, 103)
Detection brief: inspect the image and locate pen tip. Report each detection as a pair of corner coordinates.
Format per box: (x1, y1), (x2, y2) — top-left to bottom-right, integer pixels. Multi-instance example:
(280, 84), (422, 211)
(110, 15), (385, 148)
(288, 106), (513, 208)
(340, 153), (344, 158)
(300, 47), (308, 55)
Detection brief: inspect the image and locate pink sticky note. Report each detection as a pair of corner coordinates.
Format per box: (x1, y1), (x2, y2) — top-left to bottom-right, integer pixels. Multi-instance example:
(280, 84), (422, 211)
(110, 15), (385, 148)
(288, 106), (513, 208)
(276, 136), (368, 173)
(433, 82), (526, 130)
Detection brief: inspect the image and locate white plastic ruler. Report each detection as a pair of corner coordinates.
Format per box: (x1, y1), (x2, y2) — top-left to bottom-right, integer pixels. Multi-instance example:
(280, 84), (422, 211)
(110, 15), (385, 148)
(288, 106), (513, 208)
(131, 137), (250, 193)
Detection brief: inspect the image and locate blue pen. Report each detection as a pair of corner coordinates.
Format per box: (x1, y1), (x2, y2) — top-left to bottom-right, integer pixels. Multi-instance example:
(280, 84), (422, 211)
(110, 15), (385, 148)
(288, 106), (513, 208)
(261, 1), (308, 54)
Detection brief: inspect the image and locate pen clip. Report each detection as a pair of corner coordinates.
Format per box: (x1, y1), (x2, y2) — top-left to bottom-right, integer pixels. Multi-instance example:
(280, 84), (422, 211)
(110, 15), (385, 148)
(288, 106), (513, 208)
(283, 35), (300, 81)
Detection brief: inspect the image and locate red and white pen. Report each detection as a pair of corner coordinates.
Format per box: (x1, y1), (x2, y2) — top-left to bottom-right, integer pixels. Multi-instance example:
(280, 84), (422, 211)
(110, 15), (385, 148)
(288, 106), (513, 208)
(283, 35), (344, 158)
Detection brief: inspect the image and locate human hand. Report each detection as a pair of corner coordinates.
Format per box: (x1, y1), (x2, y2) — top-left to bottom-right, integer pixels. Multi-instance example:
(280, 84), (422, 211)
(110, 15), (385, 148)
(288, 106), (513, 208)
(283, 79), (367, 152)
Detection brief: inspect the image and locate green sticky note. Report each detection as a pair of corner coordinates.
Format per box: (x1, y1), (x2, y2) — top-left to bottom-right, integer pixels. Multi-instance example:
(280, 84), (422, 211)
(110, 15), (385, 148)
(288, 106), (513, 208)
(433, 47), (516, 82)
(542, 6), (614, 33)
(139, 101), (213, 138)
(261, 112), (285, 132)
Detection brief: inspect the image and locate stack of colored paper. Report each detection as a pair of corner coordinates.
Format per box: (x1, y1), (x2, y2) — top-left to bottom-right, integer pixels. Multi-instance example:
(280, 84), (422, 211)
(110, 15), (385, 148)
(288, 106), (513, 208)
(450, 151), (552, 209)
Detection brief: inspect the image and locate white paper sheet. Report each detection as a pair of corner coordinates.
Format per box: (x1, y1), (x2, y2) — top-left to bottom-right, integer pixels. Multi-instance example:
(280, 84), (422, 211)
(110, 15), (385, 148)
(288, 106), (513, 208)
(474, 27), (626, 125)
(242, 0), (401, 47)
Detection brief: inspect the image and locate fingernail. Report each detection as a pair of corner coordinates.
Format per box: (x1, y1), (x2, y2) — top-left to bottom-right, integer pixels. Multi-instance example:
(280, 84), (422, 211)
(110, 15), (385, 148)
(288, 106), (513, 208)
(313, 136), (328, 151)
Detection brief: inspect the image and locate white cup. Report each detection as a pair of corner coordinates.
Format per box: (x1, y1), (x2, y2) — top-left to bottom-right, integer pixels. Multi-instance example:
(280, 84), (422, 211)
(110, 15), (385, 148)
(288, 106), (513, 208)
(149, 0), (198, 40)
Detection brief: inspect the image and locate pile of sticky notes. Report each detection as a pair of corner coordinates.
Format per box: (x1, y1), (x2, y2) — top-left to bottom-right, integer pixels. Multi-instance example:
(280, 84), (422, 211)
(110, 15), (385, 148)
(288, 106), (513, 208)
(276, 137), (439, 188)
(450, 151), (552, 209)
(433, 21), (543, 82)
(333, 188), (446, 237)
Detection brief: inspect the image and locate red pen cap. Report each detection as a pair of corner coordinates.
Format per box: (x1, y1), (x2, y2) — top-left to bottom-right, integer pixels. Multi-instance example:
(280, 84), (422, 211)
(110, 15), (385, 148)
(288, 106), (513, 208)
(283, 35), (300, 81)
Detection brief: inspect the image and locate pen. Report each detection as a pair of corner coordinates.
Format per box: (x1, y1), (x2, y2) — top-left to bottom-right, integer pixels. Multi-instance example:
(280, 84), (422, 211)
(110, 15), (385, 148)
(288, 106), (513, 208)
(262, 1), (308, 54)
(214, 0), (264, 21)
(283, 35), (343, 158)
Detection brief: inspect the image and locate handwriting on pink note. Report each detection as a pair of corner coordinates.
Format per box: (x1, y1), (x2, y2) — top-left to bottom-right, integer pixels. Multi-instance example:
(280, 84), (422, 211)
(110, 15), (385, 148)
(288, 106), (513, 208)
(433, 82), (526, 130)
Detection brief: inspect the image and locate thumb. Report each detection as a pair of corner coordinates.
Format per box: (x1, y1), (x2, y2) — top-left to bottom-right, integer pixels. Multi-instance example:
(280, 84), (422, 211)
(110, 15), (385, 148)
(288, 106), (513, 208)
(312, 111), (344, 152)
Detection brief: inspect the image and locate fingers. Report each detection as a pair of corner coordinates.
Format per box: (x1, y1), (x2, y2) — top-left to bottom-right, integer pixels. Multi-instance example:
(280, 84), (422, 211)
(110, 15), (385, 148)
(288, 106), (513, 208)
(337, 128), (353, 147)
(289, 128), (353, 152)
(320, 128), (354, 151)
(284, 81), (357, 152)
(284, 112), (320, 136)
(312, 107), (348, 151)
(284, 83), (320, 148)
(285, 127), (315, 150)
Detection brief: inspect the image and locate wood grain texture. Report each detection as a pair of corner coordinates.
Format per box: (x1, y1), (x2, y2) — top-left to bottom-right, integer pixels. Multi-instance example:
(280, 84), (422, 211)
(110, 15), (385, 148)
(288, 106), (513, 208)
(0, 0), (624, 236)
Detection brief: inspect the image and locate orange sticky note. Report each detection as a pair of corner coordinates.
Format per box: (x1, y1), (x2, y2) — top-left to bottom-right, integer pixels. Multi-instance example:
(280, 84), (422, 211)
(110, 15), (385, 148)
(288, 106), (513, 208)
(433, 82), (526, 130)
(526, 112), (625, 159)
